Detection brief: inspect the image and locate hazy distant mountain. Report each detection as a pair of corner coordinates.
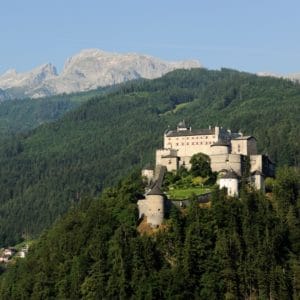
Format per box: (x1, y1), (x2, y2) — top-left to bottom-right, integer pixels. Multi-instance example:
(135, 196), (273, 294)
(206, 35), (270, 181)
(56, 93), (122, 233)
(285, 73), (300, 81)
(256, 71), (282, 78)
(0, 49), (201, 99)
(257, 71), (300, 82)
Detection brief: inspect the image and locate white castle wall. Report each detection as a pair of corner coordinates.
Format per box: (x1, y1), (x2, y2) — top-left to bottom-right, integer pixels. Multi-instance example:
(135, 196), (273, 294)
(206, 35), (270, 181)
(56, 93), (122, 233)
(165, 136), (217, 157)
(250, 155), (263, 173)
(164, 131), (219, 157)
(178, 155), (192, 169)
(210, 145), (229, 155)
(253, 174), (265, 191)
(156, 149), (179, 172)
(219, 178), (239, 197)
(210, 154), (242, 175)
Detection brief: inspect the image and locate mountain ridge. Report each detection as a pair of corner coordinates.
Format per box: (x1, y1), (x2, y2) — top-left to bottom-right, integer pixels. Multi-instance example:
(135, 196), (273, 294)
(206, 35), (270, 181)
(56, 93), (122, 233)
(0, 49), (201, 99)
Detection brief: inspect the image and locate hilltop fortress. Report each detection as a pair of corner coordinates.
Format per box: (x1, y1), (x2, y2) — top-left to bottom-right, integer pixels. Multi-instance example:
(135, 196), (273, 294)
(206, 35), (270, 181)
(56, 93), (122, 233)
(156, 121), (274, 177)
(138, 121), (275, 227)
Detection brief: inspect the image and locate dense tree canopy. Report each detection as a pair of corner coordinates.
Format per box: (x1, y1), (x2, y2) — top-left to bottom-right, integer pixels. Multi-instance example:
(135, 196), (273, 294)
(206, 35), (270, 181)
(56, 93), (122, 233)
(0, 87), (113, 136)
(0, 167), (299, 299)
(190, 152), (212, 177)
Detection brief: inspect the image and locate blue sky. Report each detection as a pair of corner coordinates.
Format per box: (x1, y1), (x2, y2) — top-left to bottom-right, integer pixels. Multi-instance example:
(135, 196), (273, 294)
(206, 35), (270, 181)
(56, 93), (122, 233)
(0, 0), (299, 74)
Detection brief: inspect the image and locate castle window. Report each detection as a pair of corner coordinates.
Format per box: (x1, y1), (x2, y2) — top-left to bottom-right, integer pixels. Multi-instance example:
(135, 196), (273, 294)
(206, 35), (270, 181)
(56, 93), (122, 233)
(206, 136), (208, 139)
(187, 137), (189, 140)
(192, 142), (194, 145)
(176, 143), (179, 146)
(192, 137), (194, 139)
(187, 143), (189, 145)
(168, 160), (171, 164)
(238, 144), (241, 152)
(182, 143), (184, 146)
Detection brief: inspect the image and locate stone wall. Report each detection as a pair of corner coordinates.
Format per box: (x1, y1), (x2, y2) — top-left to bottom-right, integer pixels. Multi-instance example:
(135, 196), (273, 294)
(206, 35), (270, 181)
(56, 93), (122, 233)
(219, 178), (239, 196)
(210, 154), (242, 175)
(231, 137), (257, 156)
(164, 133), (218, 157)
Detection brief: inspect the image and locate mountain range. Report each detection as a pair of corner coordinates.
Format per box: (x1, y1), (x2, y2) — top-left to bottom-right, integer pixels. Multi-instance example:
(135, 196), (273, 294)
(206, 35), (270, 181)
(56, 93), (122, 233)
(0, 49), (201, 99)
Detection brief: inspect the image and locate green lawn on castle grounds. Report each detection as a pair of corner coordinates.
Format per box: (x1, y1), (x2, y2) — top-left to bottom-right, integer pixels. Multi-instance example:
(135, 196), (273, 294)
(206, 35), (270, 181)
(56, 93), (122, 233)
(167, 186), (211, 200)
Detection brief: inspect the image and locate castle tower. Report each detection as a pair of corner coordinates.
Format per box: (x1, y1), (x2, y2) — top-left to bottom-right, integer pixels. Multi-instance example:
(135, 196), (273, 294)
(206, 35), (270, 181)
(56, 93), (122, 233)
(231, 136), (257, 156)
(145, 185), (165, 227)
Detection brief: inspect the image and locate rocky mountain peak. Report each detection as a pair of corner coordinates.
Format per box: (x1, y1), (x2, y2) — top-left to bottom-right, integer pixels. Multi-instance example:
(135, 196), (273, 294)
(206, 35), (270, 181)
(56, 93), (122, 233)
(0, 49), (202, 99)
(36, 63), (58, 76)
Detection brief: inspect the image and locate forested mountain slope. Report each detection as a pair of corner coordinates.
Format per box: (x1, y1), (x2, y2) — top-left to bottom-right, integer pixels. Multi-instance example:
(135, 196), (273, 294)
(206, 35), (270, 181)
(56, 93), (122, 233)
(0, 68), (299, 246)
(1, 167), (299, 299)
(0, 87), (112, 135)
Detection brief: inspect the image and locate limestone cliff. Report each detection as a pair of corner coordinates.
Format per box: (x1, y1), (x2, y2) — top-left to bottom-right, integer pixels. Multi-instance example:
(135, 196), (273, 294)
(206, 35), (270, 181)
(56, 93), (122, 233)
(0, 49), (201, 99)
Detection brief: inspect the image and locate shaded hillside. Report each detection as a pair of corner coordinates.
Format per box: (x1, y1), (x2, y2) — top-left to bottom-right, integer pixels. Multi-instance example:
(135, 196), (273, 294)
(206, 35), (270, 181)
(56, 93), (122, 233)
(0, 68), (299, 246)
(1, 167), (299, 299)
(0, 87), (113, 135)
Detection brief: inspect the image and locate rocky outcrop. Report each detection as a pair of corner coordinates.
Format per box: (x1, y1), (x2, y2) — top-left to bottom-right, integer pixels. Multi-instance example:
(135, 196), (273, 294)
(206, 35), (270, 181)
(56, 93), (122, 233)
(0, 49), (201, 99)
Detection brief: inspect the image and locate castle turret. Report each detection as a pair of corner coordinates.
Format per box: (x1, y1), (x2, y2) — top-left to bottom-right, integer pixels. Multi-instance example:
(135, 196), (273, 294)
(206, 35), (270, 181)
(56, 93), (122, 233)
(219, 170), (239, 197)
(177, 120), (188, 131)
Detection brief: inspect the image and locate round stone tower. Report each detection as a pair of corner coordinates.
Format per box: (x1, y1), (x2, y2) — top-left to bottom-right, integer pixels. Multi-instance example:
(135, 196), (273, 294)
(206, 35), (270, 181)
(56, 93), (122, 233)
(145, 185), (165, 227)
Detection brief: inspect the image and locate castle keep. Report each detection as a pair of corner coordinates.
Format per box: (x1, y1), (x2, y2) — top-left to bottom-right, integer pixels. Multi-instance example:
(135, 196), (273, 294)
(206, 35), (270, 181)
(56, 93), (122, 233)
(156, 121), (274, 178)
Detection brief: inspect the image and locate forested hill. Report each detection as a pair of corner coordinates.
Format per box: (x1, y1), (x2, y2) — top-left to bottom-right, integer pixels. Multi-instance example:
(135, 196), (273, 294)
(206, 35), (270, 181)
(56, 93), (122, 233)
(1, 167), (299, 299)
(0, 67), (299, 246)
(0, 86), (113, 136)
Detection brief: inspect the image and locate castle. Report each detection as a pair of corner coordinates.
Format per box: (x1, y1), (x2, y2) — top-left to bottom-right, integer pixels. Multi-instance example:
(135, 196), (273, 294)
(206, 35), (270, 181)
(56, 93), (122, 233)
(138, 121), (275, 227)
